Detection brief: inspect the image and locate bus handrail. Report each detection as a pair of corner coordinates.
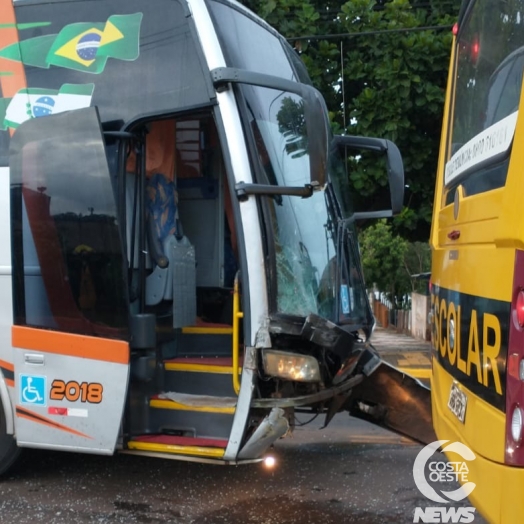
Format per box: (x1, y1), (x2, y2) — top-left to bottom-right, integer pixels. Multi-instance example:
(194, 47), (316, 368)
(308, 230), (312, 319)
(232, 273), (243, 395)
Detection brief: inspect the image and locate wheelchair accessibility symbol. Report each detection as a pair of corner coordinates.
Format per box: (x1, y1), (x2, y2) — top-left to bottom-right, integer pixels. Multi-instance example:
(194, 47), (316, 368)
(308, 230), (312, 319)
(20, 374), (47, 406)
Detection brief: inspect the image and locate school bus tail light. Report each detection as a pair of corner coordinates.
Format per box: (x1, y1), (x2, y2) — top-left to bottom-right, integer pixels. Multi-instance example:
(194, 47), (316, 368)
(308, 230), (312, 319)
(505, 252), (524, 464)
(511, 406), (523, 444)
(516, 290), (524, 328)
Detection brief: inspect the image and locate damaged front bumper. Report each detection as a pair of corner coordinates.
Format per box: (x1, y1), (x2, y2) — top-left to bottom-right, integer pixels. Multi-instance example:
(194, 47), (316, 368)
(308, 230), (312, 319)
(254, 314), (436, 445)
(251, 373), (365, 409)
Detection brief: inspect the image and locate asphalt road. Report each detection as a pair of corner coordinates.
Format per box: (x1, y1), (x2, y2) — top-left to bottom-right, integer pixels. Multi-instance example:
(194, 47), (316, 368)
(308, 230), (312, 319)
(0, 414), (486, 524)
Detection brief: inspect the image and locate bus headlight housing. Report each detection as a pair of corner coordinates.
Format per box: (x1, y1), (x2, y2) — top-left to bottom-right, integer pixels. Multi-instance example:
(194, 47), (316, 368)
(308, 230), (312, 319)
(262, 350), (321, 382)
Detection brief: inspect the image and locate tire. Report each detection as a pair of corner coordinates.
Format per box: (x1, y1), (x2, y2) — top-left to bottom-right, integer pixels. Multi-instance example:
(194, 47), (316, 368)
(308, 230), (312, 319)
(0, 398), (20, 476)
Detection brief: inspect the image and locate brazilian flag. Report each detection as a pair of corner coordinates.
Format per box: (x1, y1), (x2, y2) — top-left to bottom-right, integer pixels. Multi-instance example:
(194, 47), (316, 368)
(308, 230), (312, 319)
(0, 83), (94, 130)
(47, 13), (142, 73)
(0, 13), (142, 74)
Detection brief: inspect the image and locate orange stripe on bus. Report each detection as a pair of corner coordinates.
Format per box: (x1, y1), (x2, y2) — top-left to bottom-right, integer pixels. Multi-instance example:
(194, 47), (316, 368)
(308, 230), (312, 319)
(16, 406), (92, 439)
(0, 0), (27, 135)
(5, 378), (14, 388)
(12, 326), (129, 364)
(0, 359), (14, 372)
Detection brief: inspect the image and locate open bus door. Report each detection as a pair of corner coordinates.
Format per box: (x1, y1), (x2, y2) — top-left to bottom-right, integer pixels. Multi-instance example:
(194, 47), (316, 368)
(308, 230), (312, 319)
(9, 107), (130, 453)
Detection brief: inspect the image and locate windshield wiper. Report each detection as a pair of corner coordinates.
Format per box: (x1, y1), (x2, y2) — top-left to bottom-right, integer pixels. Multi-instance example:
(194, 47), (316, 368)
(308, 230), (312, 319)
(235, 181), (318, 200)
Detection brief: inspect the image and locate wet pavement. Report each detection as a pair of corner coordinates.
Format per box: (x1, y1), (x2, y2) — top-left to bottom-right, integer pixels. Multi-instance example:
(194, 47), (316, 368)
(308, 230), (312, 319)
(1, 415), (487, 524)
(371, 328), (432, 384)
(0, 329), (487, 524)
(371, 327), (432, 354)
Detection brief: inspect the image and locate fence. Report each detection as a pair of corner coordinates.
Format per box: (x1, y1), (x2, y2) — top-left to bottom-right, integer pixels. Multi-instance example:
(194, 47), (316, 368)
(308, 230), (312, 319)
(410, 292), (431, 341)
(371, 291), (430, 340)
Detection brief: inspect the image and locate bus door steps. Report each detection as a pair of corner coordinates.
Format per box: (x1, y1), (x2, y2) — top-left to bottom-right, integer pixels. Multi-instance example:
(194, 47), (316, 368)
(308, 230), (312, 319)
(127, 434), (227, 458)
(174, 325), (233, 357)
(163, 357), (242, 397)
(148, 392), (236, 440)
(151, 392), (236, 413)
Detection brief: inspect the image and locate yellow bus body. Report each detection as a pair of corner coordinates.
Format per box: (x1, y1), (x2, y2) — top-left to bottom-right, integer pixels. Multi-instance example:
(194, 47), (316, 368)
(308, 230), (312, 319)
(431, 18), (524, 522)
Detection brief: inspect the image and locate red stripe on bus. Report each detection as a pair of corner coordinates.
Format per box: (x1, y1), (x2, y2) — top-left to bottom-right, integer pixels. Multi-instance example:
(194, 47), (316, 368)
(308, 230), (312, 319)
(16, 406), (92, 439)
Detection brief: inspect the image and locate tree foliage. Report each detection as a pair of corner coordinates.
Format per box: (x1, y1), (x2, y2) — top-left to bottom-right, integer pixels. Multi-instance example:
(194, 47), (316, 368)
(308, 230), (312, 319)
(359, 220), (431, 307)
(359, 220), (408, 307)
(242, 0), (459, 241)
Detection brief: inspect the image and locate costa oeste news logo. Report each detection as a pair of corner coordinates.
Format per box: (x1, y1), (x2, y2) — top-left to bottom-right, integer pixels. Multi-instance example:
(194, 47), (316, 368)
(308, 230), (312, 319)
(412, 440), (477, 523)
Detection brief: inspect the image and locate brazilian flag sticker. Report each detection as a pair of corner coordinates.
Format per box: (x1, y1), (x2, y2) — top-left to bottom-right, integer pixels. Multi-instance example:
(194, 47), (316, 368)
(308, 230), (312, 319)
(0, 13), (142, 74)
(0, 83), (94, 130)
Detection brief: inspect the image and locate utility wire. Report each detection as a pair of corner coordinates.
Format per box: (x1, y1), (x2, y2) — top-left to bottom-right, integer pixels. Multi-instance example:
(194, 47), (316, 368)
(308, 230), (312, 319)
(340, 41), (346, 131)
(287, 24), (452, 41)
(277, 9), (457, 20)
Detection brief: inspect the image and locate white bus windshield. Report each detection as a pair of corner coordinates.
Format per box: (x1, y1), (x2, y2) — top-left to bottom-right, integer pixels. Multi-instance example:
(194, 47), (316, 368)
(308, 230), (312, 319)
(209, 0), (370, 325)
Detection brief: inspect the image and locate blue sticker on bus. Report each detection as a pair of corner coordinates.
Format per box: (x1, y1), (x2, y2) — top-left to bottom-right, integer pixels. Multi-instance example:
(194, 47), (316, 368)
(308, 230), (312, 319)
(340, 285), (350, 314)
(19, 374), (47, 407)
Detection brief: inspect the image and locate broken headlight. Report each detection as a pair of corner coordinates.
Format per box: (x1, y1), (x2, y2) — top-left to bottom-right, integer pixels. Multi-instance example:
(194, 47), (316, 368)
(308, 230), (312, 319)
(262, 350), (321, 382)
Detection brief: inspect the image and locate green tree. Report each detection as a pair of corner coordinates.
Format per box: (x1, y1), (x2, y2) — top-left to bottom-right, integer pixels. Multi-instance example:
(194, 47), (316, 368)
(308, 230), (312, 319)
(276, 96), (308, 158)
(243, 0), (459, 240)
(359, 220), (408, 307)
(341, 0), (455, 240)
(402, 241), (431, 294)
(359, 221), (431, 306)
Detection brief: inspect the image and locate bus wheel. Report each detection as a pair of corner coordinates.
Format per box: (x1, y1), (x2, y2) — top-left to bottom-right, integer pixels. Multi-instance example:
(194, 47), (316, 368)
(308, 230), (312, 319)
(0, 400), (20, 476)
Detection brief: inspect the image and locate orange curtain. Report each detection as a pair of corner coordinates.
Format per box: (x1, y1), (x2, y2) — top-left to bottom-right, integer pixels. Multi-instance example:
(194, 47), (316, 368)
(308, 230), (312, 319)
(126, 120), (176, 179)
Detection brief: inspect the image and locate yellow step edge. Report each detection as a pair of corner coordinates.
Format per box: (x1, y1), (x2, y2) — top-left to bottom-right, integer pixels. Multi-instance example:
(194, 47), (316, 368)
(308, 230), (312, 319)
(150, 398), (236, 414)
(127, 440), (225, 458)
(396, 367), (432, 380)
(181, 327), (233, 335)
(164, 362), (242, 374)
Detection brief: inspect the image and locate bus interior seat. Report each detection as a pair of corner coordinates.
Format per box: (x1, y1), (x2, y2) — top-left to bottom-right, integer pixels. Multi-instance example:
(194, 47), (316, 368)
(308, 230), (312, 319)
(126, 120), (196, 328)
(144, 173), (196, 329)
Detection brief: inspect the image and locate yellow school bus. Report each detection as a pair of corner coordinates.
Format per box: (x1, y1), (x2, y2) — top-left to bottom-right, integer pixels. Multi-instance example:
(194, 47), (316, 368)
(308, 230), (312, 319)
(430, 0), (524, 520)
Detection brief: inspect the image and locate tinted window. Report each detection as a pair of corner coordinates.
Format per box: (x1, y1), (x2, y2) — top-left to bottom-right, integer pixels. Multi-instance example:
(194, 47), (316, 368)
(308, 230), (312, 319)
(10, 107), (128, 338)
(208, 0), (295, 80)
(446, 0), (524, 200)
(0, 0), (214, 165)
(453, 0), (524, 145)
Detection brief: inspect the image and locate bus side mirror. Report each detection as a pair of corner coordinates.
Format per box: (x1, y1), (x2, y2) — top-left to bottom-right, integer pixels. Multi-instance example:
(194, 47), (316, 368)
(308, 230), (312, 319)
(304, 87), (329, 189)
(211, 67), (330, 189)
(303, 86), (329, 187)
(332, 135), (405, 218)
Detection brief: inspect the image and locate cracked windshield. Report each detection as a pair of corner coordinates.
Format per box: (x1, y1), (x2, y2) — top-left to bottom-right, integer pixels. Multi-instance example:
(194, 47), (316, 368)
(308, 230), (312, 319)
(246, 85), (349, 320)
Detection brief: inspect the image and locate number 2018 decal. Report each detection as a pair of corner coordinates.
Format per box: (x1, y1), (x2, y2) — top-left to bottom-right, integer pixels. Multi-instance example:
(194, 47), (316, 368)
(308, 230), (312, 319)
(50, 380), (103, 404)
